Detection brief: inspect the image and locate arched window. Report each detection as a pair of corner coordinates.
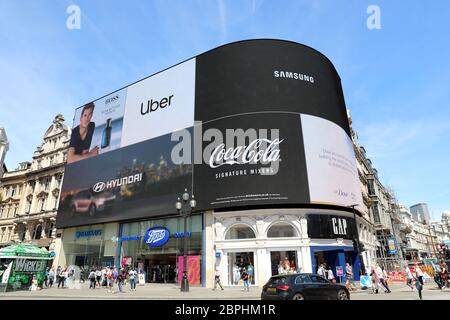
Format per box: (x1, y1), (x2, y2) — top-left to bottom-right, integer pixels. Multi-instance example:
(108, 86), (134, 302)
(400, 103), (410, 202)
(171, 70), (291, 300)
(225, 224), (256, 240)
(33, 224), (43, 240)
(267, 223), (297, 238)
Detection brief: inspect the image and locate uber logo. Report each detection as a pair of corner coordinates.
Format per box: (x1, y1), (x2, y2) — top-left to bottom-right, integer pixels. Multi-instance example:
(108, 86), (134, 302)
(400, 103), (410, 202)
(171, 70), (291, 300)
(331, 218), (348, 236)
(140, 95), (174, 115)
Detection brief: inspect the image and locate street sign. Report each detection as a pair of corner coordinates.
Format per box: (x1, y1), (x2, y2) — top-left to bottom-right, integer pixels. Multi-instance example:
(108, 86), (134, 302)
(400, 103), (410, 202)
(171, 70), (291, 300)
(336, 266), (344, 276)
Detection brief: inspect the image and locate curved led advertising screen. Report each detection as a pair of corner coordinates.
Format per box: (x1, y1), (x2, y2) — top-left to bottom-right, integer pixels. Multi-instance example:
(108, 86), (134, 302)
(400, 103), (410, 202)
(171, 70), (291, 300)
(57, 39), (363, 228)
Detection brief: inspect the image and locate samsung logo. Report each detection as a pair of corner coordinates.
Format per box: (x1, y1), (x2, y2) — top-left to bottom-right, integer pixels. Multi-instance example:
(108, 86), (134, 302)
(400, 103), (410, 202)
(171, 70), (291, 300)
(93, 173), (142, 193)
(75, 229), (102, 238)
(274, 70), (315, 83)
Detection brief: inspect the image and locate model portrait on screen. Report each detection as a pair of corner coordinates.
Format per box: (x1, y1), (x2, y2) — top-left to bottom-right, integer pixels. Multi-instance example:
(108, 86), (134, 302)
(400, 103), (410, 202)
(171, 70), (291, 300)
(67, 102), (98, 164)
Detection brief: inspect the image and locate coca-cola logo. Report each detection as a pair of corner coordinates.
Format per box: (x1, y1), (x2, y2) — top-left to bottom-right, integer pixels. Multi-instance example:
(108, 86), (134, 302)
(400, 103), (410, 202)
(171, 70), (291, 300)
(209, 138), (283, 168)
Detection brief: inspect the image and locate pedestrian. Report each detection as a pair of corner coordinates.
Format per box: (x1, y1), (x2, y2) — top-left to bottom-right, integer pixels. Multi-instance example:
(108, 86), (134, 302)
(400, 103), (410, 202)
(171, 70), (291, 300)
(376, 264), (391, 293)
(56, 266), (61, 288)
(95, 268), (102, 288)
(213, 269), (224, 291)
(48, 267), (55, 288)
(317, 263), (326, 278)
(345, 263), (356, 290)
(414, 275), (423, 300)
(414, 263), (424, 286)
(241, 268), (250, 292)
(44, 268), (49, 287)
(58, 267), (66, 288)
(88, 270), (96, 289)
(327, 266), (335, 284)
(441, 263), (449, 289)
(405, 265), (414, 291)
(117, 268), (125, 293)
(129, 267), (137, 291)
(101, 266), (108, 288)
(431, 262), (443, 289)
(370, 266), (380, 294)
(107, 267), (115, 293)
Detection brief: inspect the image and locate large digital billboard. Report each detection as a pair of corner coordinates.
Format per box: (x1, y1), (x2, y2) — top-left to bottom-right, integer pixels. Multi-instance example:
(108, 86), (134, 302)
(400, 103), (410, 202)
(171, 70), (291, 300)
(57, 39), (363, 229)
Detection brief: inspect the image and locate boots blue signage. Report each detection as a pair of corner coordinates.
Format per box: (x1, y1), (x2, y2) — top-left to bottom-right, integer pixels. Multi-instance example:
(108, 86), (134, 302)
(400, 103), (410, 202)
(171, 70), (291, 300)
(144, 227), (170, 247)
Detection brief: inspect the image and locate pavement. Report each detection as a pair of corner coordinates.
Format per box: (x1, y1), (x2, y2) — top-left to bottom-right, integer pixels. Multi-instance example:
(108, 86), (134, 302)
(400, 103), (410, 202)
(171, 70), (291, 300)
(1, 281), (450, 300)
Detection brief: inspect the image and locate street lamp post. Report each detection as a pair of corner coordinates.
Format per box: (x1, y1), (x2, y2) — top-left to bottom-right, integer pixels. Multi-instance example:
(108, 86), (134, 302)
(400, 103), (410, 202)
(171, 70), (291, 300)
(176, 188), (196, 292)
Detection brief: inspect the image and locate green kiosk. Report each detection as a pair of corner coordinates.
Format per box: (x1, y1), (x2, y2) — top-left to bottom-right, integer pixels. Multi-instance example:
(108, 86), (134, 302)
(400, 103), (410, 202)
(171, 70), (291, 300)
(0, 244), (53, 292)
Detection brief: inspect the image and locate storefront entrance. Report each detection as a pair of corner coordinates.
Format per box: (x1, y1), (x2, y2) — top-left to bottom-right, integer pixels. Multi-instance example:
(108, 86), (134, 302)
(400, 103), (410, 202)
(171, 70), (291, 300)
(143, 254), (177, 283)
(311, 246), (361, 282)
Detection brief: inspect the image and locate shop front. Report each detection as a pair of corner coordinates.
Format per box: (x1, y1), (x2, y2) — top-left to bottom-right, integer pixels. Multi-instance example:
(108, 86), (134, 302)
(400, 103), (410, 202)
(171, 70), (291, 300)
(307, 213), (361, 282)
(59, 223), (118, 268)
(120, 214), (204, 286)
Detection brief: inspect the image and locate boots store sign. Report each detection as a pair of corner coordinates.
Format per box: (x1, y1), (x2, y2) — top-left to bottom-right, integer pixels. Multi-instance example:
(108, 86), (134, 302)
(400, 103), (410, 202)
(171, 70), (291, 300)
(57, 40), (363, 229)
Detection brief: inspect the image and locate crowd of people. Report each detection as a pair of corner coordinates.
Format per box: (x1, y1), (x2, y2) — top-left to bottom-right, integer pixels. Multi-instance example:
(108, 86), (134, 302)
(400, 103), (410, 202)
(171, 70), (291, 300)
(40, 265), (141, 293)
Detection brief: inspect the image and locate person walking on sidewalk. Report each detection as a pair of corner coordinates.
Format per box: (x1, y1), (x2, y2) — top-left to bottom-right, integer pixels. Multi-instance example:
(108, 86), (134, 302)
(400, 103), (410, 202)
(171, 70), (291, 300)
(129, 267), (137, 291)
(370, 266), (380, 294)
(88, 270), (96, 289)
(376, 264), (391, 293)
(213, 269), (224, 291)
(414, 275), (424, 300)
(414, 263), (424, 286)
(48, 268), (55, 288)
(405, 265), (414, 291)
(95, 268), (102, 288)
(241, 268), (250, 292)
(117, 268), (125, 293)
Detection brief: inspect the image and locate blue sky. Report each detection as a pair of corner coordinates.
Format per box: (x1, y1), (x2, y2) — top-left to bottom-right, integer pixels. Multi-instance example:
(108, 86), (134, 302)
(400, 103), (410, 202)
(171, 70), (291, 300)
(1, 0), (449, 220)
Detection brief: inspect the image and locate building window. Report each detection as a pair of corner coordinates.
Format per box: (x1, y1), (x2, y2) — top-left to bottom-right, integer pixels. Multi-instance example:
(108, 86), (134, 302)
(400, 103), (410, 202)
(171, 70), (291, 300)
(17, 185), (21, 195)
(40, 198), (46, 211)
(37, 160), (42, 169)
(372, 204), (381, 224)
(367, 179), (375, 196)
(267, 223), (297, 238)
(44, 179), (50, 191)
(49, 156), (54, 166)
(225, 224), (256, 240)
(0, 206), (4, 218)
(228, 252), (255, 285)
(32, 224), (43, 240)
(25, 199), (32, 214)
(13, 204), (18, 217)
(11, 186), (15, 197)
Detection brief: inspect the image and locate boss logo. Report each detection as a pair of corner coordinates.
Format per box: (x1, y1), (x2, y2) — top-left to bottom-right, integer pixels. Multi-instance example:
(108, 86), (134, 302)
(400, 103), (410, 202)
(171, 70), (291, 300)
(93, 182), (106, 193)
(105, 95), (119, 105)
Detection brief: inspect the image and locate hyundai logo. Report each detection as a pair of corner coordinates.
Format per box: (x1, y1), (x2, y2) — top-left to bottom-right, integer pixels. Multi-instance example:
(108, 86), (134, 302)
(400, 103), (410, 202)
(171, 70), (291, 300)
(93, 182), (106, 193)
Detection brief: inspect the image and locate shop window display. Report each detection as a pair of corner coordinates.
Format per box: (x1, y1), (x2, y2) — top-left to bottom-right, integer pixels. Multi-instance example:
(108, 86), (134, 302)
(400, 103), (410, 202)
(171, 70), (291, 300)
(228, 252), (255, 285)
(270, 250), (298, 275)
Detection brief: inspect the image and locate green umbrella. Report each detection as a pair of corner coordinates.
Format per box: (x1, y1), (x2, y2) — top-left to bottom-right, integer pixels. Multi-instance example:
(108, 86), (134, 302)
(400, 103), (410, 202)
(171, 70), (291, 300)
(0, 244), (50, 259)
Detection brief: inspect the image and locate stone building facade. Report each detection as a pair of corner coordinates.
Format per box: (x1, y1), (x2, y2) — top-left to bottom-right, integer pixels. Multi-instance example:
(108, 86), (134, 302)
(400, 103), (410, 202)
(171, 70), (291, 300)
(0, 115), (70, 265)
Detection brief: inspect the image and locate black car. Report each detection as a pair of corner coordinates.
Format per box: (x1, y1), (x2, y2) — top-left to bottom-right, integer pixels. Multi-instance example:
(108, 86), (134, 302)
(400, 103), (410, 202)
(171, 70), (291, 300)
(261, 273), (350, 300)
